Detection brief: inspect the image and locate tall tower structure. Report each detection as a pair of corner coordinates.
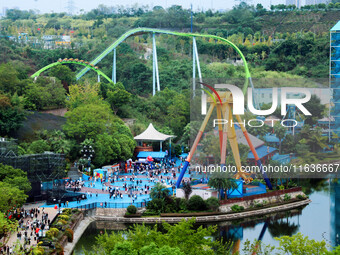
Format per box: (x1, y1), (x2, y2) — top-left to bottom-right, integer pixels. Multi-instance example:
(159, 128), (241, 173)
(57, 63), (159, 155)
(330, 21), (340, 142)
(67, 0), (76, 15)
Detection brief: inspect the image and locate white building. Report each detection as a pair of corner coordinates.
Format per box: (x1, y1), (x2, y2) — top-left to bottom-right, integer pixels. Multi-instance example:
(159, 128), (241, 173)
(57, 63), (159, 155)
(286, 0), (301, 8)
(176, 188), (218, 200)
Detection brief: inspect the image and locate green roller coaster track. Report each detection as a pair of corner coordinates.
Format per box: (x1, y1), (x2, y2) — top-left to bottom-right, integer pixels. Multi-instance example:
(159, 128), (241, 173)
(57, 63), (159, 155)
(76, 27), (253, 95)
(31, 60), (113, 83)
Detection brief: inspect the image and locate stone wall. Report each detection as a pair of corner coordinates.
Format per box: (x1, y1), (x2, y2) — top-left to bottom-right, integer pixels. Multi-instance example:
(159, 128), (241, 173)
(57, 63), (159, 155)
(95, 221), (126, 230)
(219, 191), (305, 213)
(95, 208), (126, 217)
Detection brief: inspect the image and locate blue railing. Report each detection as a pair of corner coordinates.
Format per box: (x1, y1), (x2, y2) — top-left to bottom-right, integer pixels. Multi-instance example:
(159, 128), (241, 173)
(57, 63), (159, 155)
(74, 201), (150, 210)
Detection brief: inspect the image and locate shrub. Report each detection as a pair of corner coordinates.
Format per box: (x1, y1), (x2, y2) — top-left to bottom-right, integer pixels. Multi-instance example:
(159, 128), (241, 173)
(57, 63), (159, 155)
(146, 198), (165, 212)
(296, 194), (305, 200)
(284, 194), (291, 201)
(279, 185), (285, 190)
(58, 215), (70, 221)
(142, 210), (159, 216)
(65, 228), (74, 242)
(57, 219), (67, 226)
(179, 198), (188, 211)
(46, 228), (59, 239)
(72, 208), (80, 214)
(205, 197), (220, 211)
(231, 204), (244, 212)
(62, 208), (72, 215)
(288, 181), (297, 188)
(187, 195), (206, 211)
(32, 247), (45, 255)
(55, 243), (64, 255)
(251, 200), (265, 208)
(127, 205), (137, 214)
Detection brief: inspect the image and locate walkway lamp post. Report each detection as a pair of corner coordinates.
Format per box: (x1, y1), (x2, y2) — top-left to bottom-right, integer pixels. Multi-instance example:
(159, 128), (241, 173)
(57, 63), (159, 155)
(81, 145), (95, 174)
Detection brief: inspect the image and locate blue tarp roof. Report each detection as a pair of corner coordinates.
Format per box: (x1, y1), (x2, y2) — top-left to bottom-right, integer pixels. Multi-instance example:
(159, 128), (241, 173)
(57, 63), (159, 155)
(247, 145), (277, 159)
(272, 153), (289, 161)
(179, 153), (188, 158)
(264, 134), (280, 143)
(137, 151), (166, 158)
(331, 21), (340, 31)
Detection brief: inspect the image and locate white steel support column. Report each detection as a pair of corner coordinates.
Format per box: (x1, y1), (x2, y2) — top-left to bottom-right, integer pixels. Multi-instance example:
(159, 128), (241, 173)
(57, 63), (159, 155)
(193, 36), (202, 83)
(97, 74), (100, 83)
(112, 48), (116, 83)
(152, 33), (160, 96)
(193, 37), (196, 94)
(193, 37), (203, 94)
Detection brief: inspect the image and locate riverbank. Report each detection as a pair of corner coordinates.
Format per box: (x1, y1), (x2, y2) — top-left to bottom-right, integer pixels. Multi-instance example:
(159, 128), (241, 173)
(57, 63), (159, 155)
(66, 198), (311, 255)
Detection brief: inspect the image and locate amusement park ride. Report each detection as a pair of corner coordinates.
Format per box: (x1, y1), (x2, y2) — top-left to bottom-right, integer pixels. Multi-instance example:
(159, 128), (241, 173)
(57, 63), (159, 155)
(30, 27), (274, 190)
(175, 82), (273, 190)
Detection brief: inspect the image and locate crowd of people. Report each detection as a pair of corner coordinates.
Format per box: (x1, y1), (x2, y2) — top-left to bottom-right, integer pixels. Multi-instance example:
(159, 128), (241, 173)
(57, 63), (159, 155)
(1, 207), (52, 255)
(1, 158), (194, 253)
(65, 179), (85, 191)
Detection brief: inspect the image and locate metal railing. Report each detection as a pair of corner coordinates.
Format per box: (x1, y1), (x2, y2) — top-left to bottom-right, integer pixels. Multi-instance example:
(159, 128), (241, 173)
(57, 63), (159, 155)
(74, 201), (150, 210)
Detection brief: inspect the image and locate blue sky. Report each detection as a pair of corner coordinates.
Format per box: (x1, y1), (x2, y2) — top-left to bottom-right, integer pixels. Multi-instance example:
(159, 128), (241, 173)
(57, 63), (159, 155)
(0, 0), (285, 14)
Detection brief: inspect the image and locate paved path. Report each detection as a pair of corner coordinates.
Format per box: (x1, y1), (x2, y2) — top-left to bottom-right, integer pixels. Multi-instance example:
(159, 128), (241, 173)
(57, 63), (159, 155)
(4, 205), (58, 252)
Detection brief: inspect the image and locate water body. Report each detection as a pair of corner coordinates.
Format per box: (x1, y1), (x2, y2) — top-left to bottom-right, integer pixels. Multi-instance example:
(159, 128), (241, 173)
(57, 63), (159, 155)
(73, 179), (340, 254)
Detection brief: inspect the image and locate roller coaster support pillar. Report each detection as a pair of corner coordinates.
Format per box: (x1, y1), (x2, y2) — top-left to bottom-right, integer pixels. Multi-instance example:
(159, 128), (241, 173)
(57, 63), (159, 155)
(97, 74), (100, 83)
(152, 33), (160, 96)
(193, 37), (202, 83)
(112, 48), (116, 83)
(193, 37), (196, 95)
(192, 37), (202, 97)
(235, 115), (273, 190)
(176, 104), (215, 188)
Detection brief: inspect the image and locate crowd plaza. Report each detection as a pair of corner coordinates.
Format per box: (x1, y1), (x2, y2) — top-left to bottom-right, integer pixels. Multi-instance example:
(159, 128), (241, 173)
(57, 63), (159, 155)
(42, 158), (197, 209)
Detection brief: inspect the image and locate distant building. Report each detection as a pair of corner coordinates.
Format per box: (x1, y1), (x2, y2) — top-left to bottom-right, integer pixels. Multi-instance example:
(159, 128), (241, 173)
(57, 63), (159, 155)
(1, 7), (8, 17)
(286, 0), (301, 8)
(305, 0), (329, 5)
(255, 88), (331, 106)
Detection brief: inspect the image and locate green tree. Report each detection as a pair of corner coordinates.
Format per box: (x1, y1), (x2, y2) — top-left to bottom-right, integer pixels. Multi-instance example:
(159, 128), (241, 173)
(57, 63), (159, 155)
(0, 163), (31, 194)
(0, 182), (27, 212)
(273, 122), (286, 154)
(182, 182), (192, 200)
(205, 197), (220, 211)
(93, 133), (121, 166)
(49, 65), (76, 89)
(140, 242), (184, 255)
(89, 218), (232, 255)
(115, 134), (135, 161)
(23, 77), (66, 110)
(110, 241), (138, 255)
(27, 140), (51, 154)
(47, 130), (72, 154)
(0, 213), (17, 246)
(66, 82), (102, 110)
(303, 95), (325, 126)
(150, 183), (170, 200)
(106, 82), (131, 114)
(0, 63), (20, 95)
(0, 94), (25, 136)
(208, 172), (237, 199)
(63, 103), (113, 142)
(187, 195), (206, 211)
(275, 232), (328, 255)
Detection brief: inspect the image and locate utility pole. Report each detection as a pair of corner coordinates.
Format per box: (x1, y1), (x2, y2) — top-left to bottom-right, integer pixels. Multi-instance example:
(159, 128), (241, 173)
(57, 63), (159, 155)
(190, 4), (193, 33)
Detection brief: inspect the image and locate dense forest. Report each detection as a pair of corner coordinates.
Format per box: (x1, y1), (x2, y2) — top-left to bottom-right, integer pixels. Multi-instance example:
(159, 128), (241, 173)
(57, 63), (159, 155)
(0, 3), (338, 167)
